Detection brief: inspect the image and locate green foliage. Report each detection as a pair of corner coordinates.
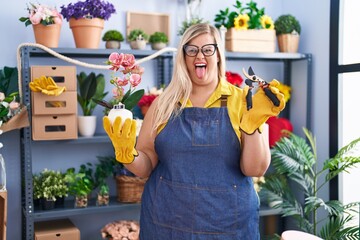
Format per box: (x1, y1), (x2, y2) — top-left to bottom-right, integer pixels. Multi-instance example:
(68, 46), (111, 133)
(177, 17), (207, 36)
(33, 169), (68, 201)
(262, 128), (360, 238)
(65, 166), (93, 197)
(214, 0), (265, 29)
(149, 32), (169, 43)
(102, 30), (124, 41)
(77, 71), (108, 116)
(127, 29), (149, 42)
(94, 156), (115, 195)
(0, 66), (19, 98)
(274, 14), (301, 35)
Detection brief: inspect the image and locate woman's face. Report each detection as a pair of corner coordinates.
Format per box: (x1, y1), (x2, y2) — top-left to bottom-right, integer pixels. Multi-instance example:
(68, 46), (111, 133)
(184, 33), (219, 87)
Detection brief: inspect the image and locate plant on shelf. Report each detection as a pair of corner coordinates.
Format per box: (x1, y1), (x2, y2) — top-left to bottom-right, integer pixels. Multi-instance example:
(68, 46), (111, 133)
(33, 169), (68, 210)
(262, 128), (360, 239)
(60, 0), (116, 48)
(102, 30), (124, 49)
(65, 166), (94, 208)
(214, 0), (274, 30)
(178, 17), (207, 36)
(94, 158), (114, 206)
(137, 86), (163, 117)
(19, 3), (63, 27)
(149, 32), (169, 50)
(127, 29), (149, 50)
(274, 14), (301, 53)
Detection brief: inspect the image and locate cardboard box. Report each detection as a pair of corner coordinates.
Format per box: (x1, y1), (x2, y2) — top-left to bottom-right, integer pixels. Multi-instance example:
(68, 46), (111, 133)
(0, 191), (7, 240)
(32, 114), (78, 141)
(225, 28), (276, 53)
(32, 92), (77, 115)
(31, 66), (77, 91)
(34, 219), (80, 240)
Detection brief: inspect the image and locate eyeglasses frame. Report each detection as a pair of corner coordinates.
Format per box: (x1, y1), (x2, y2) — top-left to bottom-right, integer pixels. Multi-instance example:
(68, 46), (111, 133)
(183, 43), (218, 57)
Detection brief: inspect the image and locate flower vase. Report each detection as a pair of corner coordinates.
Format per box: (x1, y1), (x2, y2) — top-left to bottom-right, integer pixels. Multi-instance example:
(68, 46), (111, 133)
(32, 23), (61, 48)
(0, 154), (6, 191)
(69, 18), (104, 49)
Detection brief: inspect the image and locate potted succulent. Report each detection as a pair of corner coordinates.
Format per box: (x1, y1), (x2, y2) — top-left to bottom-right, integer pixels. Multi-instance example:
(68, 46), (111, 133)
(60, 0), (116, 48)
(127, 29), (149, 50)
(213, 0), (276, 53)
(102, 30), (124, 49)
(274, 14), (301, 53)
(149, 32), (169, 50)
(19, 3), (63, 48)
(262, 128), (360, 239)
(65, 166), (94, 208)
(77, 71), (108, 137)
(33, 169), (68, 210)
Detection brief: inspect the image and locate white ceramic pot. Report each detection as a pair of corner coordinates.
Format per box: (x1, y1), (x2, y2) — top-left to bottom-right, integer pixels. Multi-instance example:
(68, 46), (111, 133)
(151, 42), (167, 50)
(78, 116), (97, 137)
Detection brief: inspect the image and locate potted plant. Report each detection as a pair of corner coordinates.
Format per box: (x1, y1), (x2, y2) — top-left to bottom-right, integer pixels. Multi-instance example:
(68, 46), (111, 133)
(77, 71), (108, 137)
(102, 30), (124, 49)
(178, 17), (207, 36)
(19, 3), (63, 48)
(94, 157), (114, 206)
(262, 128), (360, 239)
(274, 14), (301, 53)
(64, 166), (94, 208)
(60, 0), (116, 48)
(127, 29), (149, 50)
(33, 169), (68, 210)
(213, 0), (276, 53)
(149, 32), (169, 50)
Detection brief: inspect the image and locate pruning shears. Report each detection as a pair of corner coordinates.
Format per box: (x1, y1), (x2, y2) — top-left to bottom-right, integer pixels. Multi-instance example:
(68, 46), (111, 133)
(242, 66), (281, 110)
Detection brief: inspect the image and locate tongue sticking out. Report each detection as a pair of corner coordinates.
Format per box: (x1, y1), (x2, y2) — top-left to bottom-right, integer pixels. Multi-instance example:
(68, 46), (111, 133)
(195, 66), (206, 79)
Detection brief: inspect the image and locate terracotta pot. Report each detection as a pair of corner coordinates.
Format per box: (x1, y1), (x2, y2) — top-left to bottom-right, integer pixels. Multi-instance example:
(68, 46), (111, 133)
(277, 34), (300, 53)
(69, 18), (104, 49)
(32, 23), (61, 48)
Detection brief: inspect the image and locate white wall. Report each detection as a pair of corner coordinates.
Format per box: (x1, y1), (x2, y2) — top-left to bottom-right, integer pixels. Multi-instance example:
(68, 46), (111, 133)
(0, 0), (331, 239)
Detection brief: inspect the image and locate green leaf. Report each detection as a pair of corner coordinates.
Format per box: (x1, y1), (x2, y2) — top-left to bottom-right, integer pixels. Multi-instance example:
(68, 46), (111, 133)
(123, 89), (145, 110)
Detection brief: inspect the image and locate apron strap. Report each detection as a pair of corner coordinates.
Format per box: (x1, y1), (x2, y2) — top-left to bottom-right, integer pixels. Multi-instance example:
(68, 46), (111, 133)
(220, 95), (228, 107)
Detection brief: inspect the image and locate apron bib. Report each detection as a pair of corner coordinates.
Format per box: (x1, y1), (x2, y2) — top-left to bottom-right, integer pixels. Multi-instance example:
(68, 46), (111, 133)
(140, 99), (260, 240)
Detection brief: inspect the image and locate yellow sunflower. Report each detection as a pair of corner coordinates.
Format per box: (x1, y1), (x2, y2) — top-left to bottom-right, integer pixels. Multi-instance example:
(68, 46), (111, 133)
(234, 14), (250, 30)
(260, 15), (274, 29)
(277, 82), (292, 103)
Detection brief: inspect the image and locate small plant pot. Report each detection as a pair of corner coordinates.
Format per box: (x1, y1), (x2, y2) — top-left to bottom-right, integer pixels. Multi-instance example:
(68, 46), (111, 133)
(96, 193), (110, 206)
(105, 41), (121, 49)
(41, 198), (55, 210)
(75, 195), (88, 208)
(130, 40), (146, 50)
(151, 42), (167, 50)
(55, 196), (65, 208)
(78, 116), (97, 137)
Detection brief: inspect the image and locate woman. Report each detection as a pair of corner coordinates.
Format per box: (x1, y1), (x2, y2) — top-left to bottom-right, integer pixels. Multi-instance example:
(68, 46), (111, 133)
(103, 23), (285, 239)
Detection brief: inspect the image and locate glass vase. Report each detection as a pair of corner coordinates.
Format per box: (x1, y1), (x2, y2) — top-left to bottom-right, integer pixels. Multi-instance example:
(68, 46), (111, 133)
(0, 154), (6, 191)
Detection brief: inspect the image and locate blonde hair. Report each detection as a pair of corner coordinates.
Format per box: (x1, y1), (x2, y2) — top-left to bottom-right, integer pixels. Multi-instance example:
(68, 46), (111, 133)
(152, 23), (226, 132)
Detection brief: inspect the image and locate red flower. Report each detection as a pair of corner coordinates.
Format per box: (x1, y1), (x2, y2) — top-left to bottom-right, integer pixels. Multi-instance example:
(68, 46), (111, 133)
(137, 94), (157, 107)
(226, 71), (244, 87)
(266, 116), (293, 147)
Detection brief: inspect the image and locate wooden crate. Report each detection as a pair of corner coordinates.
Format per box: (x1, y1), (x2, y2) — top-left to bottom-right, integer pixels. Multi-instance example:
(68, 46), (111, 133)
(0, 191), (7, 240)
(225, 28), (276, 53)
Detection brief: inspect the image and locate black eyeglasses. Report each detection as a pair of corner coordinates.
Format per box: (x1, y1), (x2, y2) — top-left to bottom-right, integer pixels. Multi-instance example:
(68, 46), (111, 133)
(183, 44), (218, 57)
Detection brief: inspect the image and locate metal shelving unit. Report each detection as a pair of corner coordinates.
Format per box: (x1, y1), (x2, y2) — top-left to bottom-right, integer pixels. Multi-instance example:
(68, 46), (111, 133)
(19, 46), (312, 239)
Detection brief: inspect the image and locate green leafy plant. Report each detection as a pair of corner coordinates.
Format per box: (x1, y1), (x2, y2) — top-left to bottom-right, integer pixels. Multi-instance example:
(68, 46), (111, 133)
(77, 71), (108, 116)
(262, 128), (360, 239)
(274, 14), (301, 35)
(94, 157), (115, 195)
(102, 30), (124, 42)
(149, 32), (169, 44)
(33, 169), (68, 201)
(0, 67), (19, 97)
(127, 29), (149, 42)
(214, 0), (273, 30)
(177, 17), (207, 36)
(65, 166), (93, 197)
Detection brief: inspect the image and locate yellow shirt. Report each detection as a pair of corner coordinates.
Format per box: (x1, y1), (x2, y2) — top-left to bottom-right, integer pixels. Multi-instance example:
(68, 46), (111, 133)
(159, 79), (246, 141)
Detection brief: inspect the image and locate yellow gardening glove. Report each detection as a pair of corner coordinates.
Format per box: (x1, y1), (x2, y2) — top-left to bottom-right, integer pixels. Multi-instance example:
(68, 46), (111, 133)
(240, 80), (286, 134)
(103, 116), (138, 164)
(29, 76), (66, 96)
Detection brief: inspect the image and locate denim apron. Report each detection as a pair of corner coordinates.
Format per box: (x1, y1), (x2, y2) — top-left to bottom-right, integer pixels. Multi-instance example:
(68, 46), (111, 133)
(140, 97), (260, 240)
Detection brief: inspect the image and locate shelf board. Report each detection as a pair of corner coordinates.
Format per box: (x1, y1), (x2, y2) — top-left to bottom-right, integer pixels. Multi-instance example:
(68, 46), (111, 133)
(30, 134), (110, 144)
(225, 51), (311, 61)
(31, 197), (141, 220)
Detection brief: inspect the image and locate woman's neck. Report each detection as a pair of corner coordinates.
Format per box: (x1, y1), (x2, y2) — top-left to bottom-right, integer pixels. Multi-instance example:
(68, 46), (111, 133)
(190, 79), (218, 107)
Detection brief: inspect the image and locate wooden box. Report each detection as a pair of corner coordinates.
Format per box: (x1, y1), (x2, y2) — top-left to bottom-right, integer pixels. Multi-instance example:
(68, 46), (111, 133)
(31, 66), (77, 91)
(35, 219), (80, 240)
(225, 28), (276, 53)
(127, 11), (170, 42)
(0, 191), (6, 240)
(32, 114), (77, 141)
(31, 92), (77, 116)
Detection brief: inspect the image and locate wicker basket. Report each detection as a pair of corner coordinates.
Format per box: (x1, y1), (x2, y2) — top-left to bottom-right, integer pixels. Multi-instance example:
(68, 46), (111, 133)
(115, 175), (148, 203)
